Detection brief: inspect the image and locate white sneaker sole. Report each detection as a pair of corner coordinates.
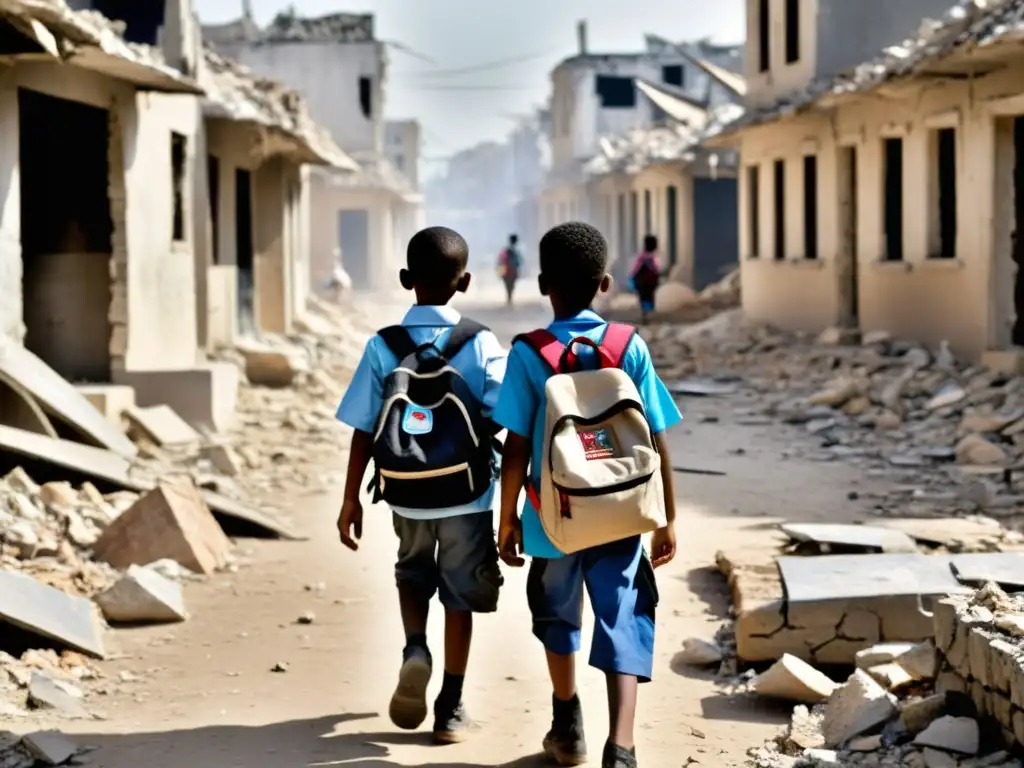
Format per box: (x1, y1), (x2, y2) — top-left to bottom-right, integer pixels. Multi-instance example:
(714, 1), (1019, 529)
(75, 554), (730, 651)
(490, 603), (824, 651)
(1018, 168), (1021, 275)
(388, 656), (431, 730)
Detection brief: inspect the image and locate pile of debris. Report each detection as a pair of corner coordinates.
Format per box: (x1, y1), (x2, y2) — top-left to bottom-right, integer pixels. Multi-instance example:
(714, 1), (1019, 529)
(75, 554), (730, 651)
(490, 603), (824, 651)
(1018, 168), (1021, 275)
(644, 314), (1024, 522)
(604, 267), (741, 323)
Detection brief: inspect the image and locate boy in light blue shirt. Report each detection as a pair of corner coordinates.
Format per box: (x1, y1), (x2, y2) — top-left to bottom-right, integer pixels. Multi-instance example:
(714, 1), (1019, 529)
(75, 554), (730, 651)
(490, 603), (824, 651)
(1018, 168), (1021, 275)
(335, 226), (506, 744)
(494, 222), (681, 768)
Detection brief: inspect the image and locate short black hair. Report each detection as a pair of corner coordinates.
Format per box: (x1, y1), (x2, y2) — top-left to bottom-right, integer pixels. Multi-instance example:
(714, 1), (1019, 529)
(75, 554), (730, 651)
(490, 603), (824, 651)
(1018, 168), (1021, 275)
(539, 222), (608, 308)
(509, 233), (518, 244)
(406, 226), (468, 287)
(643, 234), (658, 252)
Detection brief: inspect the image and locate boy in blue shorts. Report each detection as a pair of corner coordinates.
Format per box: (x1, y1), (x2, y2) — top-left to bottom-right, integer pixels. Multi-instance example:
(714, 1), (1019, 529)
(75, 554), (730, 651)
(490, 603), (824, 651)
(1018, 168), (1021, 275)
(335, 226), (506, 744)
(494, 222), (680, 768)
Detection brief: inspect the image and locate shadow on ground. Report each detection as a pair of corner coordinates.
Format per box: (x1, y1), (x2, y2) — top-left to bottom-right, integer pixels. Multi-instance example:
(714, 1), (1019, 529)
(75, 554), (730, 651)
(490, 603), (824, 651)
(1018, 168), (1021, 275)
(77, 713), (551, 768)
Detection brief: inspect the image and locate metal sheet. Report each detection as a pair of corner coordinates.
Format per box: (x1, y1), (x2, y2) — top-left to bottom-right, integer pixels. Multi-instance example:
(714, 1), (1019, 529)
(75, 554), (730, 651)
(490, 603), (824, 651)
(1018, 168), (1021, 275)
(778, 554), (966, 603)
(0, 337), (136, 458)
(780, 523), (918, 553)
(951, 553), (1024, 588)
(0, 425), (300, 540)
(0, 571), (105, 658)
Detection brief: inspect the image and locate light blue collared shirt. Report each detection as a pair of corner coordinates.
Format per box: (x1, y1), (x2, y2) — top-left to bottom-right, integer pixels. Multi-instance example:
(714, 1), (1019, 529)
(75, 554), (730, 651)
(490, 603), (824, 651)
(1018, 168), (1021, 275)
(492, 309), (682, 558)
(336, 305), (507, 520)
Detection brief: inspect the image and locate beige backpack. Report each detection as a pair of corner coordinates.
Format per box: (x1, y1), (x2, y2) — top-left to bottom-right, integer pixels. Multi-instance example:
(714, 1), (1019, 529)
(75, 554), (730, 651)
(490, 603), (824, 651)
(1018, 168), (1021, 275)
(518, 324), (666, 554)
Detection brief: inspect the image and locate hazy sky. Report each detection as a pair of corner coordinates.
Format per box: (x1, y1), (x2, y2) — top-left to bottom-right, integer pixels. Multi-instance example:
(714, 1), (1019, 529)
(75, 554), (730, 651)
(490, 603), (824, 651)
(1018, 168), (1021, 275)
(195, 0), (745, 169)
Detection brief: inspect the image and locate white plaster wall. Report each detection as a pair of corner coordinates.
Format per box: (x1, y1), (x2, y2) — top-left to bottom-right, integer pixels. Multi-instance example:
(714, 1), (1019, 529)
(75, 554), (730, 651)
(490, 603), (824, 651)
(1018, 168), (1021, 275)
(234, 41), (384, 153)
(385, 119), (420, 189)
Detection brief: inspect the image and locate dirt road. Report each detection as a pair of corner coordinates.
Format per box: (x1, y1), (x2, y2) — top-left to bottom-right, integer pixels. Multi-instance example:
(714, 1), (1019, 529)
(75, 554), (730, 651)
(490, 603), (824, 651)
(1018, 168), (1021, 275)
(20, 297), (882, 767)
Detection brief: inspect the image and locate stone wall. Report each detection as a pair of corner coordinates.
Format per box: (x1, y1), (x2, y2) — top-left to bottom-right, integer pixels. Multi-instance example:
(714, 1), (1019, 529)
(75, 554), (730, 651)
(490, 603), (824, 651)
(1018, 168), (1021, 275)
(933, 586), (1024, 749)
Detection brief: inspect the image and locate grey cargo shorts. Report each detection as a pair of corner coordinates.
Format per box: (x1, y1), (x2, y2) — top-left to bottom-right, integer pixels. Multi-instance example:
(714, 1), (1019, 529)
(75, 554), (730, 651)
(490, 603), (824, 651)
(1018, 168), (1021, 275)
(393, 510), (503, 613)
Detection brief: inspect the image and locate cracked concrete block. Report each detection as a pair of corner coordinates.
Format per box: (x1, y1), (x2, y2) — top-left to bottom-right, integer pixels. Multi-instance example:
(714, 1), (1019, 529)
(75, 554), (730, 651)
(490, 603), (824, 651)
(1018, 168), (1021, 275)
(897, 641), (938, 681)
(900, 693), (948, 735)
(867, 662), (915, 692)
(823, 669), (898, 747)
(971, 680), (991, 719)
(856, 642), (918, 670)
(968, 628), (996, 688)
(935, 670), (969, 696)
(93, 564), (187, 624)
(913, 716), (980, 755)
(990, 690), (1013, 731)
(934, 597), (963, 655)
(755, 654), (839, 703)
(988, 639), (1017, 694)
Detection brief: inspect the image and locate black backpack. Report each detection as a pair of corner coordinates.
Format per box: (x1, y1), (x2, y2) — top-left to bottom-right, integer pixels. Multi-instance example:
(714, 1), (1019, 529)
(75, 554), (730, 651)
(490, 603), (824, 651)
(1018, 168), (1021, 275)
(367, 318), (496, 509)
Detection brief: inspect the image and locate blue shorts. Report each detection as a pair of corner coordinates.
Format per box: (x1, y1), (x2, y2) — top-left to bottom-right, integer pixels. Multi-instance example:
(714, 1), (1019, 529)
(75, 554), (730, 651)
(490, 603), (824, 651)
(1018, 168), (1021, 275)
(526, 536), (658, 681)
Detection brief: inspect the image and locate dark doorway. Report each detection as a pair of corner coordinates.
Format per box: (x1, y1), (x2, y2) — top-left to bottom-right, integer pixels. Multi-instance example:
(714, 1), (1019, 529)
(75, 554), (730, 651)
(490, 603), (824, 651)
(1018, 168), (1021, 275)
(207, 155), (220, 264)
(883, 137), (904, 261)
(18, 88), (112, 382)
(235, 168), (255, 333)
(339, 209), (371, 289)
(803, 155), (818, 260)
(693, 178), (738, 290)
(1012, 118), (1024, 345)
(773, 159), (785, 260)
(666, 186), (678, 266)
(838, 146), (859, 326)
(935, 128), (957, 260)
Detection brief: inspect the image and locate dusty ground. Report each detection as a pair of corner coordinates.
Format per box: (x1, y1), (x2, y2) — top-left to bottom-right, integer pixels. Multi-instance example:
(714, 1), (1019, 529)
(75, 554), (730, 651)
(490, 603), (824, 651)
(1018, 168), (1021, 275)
(9, 295), (892, 767)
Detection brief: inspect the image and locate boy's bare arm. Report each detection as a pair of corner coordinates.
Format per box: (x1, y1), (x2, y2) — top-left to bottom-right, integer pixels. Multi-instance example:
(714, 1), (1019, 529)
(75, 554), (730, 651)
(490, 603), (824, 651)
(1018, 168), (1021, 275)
(338, 429), (373, 551)
(651, 432), (678, 568)
(498, 432), (530, 567)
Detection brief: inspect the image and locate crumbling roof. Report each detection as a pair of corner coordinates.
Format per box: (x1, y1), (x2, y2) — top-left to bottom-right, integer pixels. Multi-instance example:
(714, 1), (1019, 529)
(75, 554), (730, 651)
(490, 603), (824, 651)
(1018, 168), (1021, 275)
(0, 0), (200, 93)
(584, 103), (743, 176)
(720, 0), (1024, 135)
(201, 46), (357, 170)
(322, 149), (419, 199)
(261, 11), (374, 44)
(636, 79), (713, 126)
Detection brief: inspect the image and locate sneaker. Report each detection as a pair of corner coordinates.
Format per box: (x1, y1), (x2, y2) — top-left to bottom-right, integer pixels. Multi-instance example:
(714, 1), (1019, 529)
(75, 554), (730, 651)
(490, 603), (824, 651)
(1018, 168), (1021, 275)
(602, 742), (637, 768)
(542, 695), (587, 766)
(388, 644), (432, 730)
(432, 700), (478, 744)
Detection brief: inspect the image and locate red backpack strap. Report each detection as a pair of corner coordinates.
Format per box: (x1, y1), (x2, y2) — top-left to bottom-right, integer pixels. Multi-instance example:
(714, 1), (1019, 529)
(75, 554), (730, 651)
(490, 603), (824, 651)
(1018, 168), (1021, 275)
(512, 329), (565, 373)
(600, 323), (636, 369)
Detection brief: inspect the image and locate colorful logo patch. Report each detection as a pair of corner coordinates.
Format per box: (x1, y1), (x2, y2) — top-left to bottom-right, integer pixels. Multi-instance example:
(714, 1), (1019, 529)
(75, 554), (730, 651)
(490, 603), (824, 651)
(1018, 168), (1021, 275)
(402, 405), (433, 435)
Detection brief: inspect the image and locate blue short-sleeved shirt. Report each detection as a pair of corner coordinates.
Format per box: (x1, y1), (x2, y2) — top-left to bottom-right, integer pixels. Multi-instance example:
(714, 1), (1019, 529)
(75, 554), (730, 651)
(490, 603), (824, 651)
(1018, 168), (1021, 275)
(492, 309), (683, 559)
(336, 304), (507, 520)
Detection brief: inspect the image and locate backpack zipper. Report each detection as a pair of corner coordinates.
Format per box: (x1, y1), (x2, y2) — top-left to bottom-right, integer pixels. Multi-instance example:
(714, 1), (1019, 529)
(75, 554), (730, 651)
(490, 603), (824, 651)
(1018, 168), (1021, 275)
(552, 471), (656, 519)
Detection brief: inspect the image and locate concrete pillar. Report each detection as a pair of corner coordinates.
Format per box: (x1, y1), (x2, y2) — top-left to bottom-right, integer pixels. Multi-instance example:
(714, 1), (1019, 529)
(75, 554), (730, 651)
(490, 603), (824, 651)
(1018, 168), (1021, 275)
(253, 157), (293, 334)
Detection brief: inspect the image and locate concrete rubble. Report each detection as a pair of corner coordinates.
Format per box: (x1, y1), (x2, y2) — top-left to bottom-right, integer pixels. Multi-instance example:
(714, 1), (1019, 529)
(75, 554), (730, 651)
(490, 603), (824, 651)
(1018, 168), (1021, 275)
(0, 296), (376, 747)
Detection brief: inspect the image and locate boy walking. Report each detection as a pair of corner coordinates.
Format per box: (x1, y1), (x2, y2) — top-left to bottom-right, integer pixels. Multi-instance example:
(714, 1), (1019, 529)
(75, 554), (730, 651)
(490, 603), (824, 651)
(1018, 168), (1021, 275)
(494, 223), (681, 768)
(335, 226), (506, 743)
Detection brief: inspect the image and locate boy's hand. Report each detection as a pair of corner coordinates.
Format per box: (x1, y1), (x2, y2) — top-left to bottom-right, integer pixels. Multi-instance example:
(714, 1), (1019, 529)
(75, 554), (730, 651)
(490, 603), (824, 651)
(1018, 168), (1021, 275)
(650, 523), (677, 568)
(337, 499), (364, 551)
(498, 516), (524, 567)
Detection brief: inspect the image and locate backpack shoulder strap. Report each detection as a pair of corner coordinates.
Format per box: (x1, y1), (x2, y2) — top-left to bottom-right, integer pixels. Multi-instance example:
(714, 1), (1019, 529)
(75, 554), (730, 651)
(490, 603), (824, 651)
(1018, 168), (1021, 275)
(441, 318), (489, 360)
(376, 325), (417, 360)
(512, 329), (564, 373)
(600, 323), (636, 369)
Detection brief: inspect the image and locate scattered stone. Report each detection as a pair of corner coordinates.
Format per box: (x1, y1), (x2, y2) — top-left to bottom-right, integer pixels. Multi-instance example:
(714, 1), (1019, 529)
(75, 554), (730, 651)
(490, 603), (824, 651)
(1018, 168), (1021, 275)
(847, 734), (883, 752)
(238, 345), (310, 388)
(822, 669), (898, 747)
(788, 705), (825, 749)
(755, 655), (839, 703)
(296, 611), (315, 625)
(94, 565), (188, 624)
(900, 693), (948, 734)
(271, 662), (289, 673)
(124, 405), (201, 447)
(200, 443), (242, 477)
(21, 731), (78, 765)
(27, 672), (87, 719)
(678, 638), (723, 666)
(855, 643), (917, 669)
(956, 435), (1008, 466)
(896, 641), (938, 680)
(913, 716), (980, 755)
(921, 748), (959, 768)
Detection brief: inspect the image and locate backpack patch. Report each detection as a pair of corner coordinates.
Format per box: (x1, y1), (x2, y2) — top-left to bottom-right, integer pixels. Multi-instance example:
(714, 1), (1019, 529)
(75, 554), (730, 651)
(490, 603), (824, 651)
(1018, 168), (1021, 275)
(402, 405), (433, 435)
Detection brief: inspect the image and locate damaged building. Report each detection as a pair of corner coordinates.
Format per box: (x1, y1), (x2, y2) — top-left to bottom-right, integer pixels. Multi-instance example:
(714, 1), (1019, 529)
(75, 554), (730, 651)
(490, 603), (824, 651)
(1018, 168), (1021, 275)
(711, 0), (1024, 362)
(202, 8), (423, 294)
(541, 23), (745, 285)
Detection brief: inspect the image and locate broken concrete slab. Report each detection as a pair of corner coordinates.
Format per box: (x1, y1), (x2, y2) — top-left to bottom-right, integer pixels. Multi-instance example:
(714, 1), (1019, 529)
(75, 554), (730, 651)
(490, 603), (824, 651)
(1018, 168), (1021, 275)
(93, 565), (187, 624)
(677, 638), (723, 666)
(822, 669), (898, 747)
(900, 693), (949, 734)
(914, 716), (980, 755)
(0, 337), (136, 458)
(0, 425), (299, 539)
(855, 642), (918, 669)
(896, 641), (939, 680)
(0, 571), (104, 658)
(125, 405), (201, 447)
(27, 672), (88, 719)
(21, 731), (78, 765)
(75, 384), (135, 427)
(754, 654), (839, 703)
(950, 554), (1024, 589)
(237, 344), (309, 388)
(778, 554), (968, 603)
(878, 517), (1004, 549)
(200, 443), (242, 476)
(866, 662), (916, 692)
(91, 481), (232, 574)
(779, 523), (918, 554)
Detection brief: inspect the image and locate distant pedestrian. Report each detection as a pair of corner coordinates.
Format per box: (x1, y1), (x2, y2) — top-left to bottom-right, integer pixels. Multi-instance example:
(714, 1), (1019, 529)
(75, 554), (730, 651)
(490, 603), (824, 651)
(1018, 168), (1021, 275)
(497, 234), (523, 306)
(629, 235), (662, 325)
(326, 248), (352, 303)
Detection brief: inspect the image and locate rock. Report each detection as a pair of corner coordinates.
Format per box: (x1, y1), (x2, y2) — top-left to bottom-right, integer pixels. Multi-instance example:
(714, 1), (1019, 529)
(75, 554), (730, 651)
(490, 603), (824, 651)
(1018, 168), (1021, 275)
(755, 655), (839, 703)
(914, 716), (980, 755)
(895, 641), (938, 680)
(271, 662), (289, 673)
(678, 638), (723, 666)
(39, 482), (77, 509)
(7, 520), (39, 558)
(93, 565), (188, 624)
(297, 611), (315, 626)
(818, 327), (857, 346)
(655, 282), (698, 312)
(855, 643), (917, 670)
(803, 748), (839, 764)
(807, 378), (863, 408)
(125, 405), (201, 447)
(27, 672), (87, 719)
(922, 748), (958, 768)
(91, 480), (232, 575)
(842, 396), (872, 417)
(822, 669), (898, 747)
(5, 466), (40, 494)
(238, 345), (310, 388)
(847, 734), (883, 751)
(875, 410), (903, 430)
(866, 662), (915, 691)
(862, 330), (892, 346)
(789, 705), (825, 749)
(200, 444), (242, 477)
(994, 613), (1024, 637)
(956, 434), (1008, 466)
(21, 731), (78, 765)
(928, 384), (967, 411)
(900, 694), (948, 734)
(904, 348), (932, 370)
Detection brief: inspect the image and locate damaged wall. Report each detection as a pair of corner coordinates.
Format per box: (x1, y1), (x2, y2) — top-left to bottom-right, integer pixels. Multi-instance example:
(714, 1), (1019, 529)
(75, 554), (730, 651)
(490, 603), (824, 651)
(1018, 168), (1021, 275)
(735, 56), (1024, 359)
